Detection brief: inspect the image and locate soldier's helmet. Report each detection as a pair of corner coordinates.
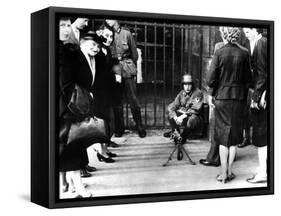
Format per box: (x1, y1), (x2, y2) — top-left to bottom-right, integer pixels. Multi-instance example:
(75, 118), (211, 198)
(181, 74), (193, 84)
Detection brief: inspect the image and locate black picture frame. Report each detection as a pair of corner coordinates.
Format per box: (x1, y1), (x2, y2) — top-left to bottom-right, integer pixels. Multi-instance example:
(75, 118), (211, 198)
(31, 6), (274, 208)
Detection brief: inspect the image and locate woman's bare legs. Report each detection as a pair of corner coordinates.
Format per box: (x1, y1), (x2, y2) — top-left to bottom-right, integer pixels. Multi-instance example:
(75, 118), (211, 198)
(68, 170), (92, 197)
(228, 146), (237, 178)
(257, 146), (267, 178)
(60, 172), (68, 193)
(93, 143), (112, 158)
(219, 145), (229, 182)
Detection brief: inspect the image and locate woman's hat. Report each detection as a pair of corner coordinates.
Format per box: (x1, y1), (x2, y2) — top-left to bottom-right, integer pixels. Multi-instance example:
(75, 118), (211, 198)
(81, 31), (106, 44)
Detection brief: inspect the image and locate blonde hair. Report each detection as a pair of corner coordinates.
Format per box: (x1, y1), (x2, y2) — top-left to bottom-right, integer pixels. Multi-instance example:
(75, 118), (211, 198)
(221, 27), (241, 43)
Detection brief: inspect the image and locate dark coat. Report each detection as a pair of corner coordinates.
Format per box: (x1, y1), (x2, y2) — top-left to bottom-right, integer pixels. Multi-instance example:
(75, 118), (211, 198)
(207, 43), (252, 100)
(207, 43), (252, 146)
(90, 50), (116, 121)
(58, 44), (93, 171)
(252, 37), (267, 103)
(251, 36), (268, 147)
(59, 45), (94, 120)
(59, 43), (77, 118)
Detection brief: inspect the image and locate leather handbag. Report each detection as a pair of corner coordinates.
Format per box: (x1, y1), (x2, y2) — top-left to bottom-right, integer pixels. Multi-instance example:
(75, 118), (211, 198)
(67, 84), (93, 117)
(67, 116), (108, 146)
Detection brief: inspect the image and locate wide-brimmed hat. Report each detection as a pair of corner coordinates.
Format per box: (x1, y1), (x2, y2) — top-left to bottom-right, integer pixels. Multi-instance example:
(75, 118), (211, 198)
(81, 31), (106, 44)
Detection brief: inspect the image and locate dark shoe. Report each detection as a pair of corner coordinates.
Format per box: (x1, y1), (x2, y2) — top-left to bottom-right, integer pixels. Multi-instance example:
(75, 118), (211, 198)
(163, 130), (173, 138)
(199, 159), (220, 167)
(246, 175), (267, 184)
(238, 138), (251, 148)
(80, 169), (92, 178)
(97, 153), (115, 163)
(85, 165), (97, 172)
(107, 141), (119, 148)
(137, 126), (146, 138)
(227, 173), (236, 181)
(106, 151), (117, 157)
(115, 131), (124, 137)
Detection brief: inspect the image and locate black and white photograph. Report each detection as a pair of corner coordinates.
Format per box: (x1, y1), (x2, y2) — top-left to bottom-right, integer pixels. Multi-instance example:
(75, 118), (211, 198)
(56, 11), (272, 200)
(2, 0), (281, 213)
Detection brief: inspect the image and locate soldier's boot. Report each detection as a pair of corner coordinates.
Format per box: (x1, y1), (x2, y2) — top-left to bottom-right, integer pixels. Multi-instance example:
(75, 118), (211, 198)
(132, 109), (146, 138)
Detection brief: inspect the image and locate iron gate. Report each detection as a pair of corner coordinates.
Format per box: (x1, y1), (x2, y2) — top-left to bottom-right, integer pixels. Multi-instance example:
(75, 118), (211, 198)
(119, 21), (220, 129)
(92, 19), (222, 129)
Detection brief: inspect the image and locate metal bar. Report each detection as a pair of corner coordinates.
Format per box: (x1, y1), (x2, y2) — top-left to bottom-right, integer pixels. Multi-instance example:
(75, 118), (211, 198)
(181, 24), (184, 76)
(136, 42), (169, 48)
(154, 24), (157, 126)
(163, 24), (166, 127)
(126, 103), (129, 127)
(198, 26), (204, 88)
(172, 25), (175, 97)
(119, 20), (186, 28)
(91, 19), (193, 29)
(134, 22), (138, 43)
(144, 25), (147, 127)
(188, 25), (192, 75)
(209, 26), (212, 57)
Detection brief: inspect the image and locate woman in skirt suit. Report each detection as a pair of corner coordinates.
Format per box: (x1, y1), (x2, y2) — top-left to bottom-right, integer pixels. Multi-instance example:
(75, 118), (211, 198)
(207, 27), (252, 183)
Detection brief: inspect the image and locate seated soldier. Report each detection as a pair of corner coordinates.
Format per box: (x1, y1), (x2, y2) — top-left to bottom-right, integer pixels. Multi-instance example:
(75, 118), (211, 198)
(163, 74), (204, 144)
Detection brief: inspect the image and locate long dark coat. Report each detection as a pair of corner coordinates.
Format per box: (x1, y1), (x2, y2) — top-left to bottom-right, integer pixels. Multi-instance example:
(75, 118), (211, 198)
(59, 47), (110, 171)
(59, 44), (91, 171)
(207, 43), (252, 147)
(251, 36), (268, 147)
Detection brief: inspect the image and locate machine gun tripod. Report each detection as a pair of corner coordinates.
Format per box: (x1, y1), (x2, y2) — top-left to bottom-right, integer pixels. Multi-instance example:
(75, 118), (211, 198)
(162, 131), (196, 167)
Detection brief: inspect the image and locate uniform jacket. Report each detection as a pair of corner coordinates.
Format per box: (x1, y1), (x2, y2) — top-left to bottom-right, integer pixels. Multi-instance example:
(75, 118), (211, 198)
(167, 88), (204, 119)
(110, 27), (139, 78)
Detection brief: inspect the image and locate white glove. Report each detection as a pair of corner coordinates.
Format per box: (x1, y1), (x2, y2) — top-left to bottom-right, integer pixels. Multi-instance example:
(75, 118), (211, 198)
(115, 74), (122, 83)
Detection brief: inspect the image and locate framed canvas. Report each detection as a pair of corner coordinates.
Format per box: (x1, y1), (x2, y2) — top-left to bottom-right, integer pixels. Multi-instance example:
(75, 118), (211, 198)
(31, 6), (274, 208)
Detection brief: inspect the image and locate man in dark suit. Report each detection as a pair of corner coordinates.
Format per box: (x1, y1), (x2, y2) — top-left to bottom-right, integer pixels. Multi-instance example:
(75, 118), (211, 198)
(237, 28), (257, 148)
(245, 28), (268, 184)
(199, 27), (226, 167)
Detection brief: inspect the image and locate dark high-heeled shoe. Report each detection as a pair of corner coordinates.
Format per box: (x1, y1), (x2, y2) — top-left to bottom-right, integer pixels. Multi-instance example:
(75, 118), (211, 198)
(106, 151), (117, 157)
(227, 173), (236, 181)
(97, 153), (115, 163)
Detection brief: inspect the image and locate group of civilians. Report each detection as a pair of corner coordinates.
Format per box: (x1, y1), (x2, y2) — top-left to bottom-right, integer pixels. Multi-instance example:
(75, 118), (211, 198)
(58, 17), (268, 198)
(59, 17), (146, 197)
(164, 27), (267, 184)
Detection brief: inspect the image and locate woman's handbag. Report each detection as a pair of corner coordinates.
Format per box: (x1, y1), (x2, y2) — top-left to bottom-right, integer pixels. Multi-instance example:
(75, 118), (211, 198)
(67, 84), (93, 117)
(67, 116), (108, 146)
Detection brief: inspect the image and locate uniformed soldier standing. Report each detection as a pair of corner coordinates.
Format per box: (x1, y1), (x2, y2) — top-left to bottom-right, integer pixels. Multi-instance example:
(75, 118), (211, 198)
(105, 20), (146, 138)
